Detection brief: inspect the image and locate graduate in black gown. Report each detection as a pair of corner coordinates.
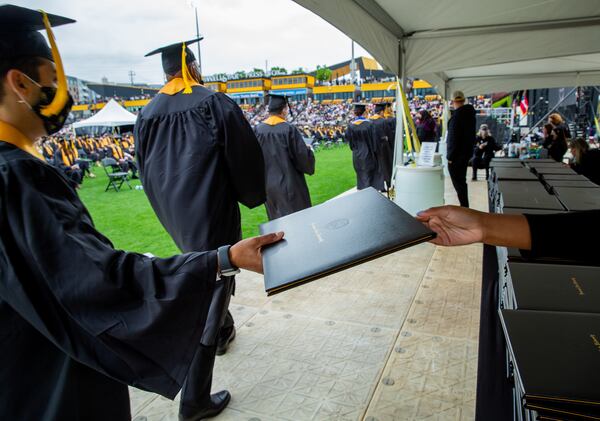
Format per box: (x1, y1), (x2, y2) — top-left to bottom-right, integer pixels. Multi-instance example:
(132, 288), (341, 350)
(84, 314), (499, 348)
(54, 137), (84, 187)
(0, 6), (282, 420)
(135, 38), (266, 420)
(254, 94), (315, 220)
(385, 104), (397, 150)
(344, 103), (383, 190)
(369, 102), (394, 190)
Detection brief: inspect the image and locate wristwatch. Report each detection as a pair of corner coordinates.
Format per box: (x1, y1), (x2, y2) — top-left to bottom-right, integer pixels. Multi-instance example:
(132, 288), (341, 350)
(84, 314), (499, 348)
(217, 245), (240, 277)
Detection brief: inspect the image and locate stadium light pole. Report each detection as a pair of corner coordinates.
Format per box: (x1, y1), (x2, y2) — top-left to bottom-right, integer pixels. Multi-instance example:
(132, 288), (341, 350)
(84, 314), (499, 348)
(194, 6), (202, 75)
(188, 0), (203, 75)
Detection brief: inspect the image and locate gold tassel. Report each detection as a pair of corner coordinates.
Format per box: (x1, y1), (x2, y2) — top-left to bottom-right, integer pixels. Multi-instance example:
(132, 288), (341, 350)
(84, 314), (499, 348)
(181, 43), (193, 94)
(39, 11), (69, 117)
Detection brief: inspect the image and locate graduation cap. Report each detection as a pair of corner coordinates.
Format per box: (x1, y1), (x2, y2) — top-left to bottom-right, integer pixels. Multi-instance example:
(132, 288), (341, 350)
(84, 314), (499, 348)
(352, 102), (368, 113)
(0, 5), (75, 61)
(145, 37), (202, 94)
(0, 5), (74, 119)
(267, 94), (289, 111)
(268, 93), (294, 118)
(374, 102), (391, 113)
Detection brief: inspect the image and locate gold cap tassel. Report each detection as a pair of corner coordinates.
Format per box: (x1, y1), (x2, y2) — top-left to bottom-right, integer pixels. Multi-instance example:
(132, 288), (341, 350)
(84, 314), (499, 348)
(39, 10), (70, 117)
(181, 43), (193, 94)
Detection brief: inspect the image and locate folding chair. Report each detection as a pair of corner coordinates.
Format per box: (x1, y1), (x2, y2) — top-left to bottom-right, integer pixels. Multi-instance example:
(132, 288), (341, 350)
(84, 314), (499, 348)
(101, 157), (131, 192)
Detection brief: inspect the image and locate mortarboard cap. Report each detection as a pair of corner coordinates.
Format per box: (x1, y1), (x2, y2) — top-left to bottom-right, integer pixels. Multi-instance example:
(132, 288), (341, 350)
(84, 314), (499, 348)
(0, 5), (74, 122)
(0, 5), (75, 61)
(374, 102), (391, 113)
(267, 93), (294, 118)
(353, 102), (367, 113)
(145, 37), (203, 76)
(267, 94), (289, 112)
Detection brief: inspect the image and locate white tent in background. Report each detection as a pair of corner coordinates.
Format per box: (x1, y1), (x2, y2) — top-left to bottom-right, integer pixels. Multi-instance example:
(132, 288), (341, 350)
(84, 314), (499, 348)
(72, 99), (137, 129)
(292, 0), (600, 97)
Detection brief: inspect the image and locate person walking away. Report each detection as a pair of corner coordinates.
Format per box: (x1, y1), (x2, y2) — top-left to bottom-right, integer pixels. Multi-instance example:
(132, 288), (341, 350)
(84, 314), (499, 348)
(344, 103), (383, 190)
(369, 102), (394, 189)
(135, 38), (266, 420)
(254, 94), (315, 220)
(384, 102), (397, 175)
(446, 91), (476, 207)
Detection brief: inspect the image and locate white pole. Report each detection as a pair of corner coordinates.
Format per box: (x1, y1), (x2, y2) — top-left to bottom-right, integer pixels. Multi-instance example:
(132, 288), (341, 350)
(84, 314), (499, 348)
(194, 7), (202, 75)
(394, 79), (405, 167)
(392, 40), (406, 172)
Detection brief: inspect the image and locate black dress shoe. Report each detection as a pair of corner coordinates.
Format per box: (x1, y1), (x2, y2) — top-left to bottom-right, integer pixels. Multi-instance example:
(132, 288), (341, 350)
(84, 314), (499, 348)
(216, 327), (236, 356)
(179, 390), (231, 421)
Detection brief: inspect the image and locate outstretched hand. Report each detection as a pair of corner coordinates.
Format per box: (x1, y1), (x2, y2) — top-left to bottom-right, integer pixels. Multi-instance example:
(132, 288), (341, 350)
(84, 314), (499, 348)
(229, 231), (285, 274)
(416, 205), (486, 246)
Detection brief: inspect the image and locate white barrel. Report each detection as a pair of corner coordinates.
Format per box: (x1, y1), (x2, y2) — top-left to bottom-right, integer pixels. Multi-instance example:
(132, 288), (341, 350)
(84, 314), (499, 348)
(393, 165), (445, 216)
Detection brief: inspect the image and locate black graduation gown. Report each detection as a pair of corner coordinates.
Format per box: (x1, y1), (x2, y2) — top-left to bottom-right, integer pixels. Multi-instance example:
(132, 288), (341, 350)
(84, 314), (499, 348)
(254, 119), (315, 220)
(135, 86), (266, 253)
(54, 148), (83, 187)
(0, 143), (218, 420)
(344, 118), (383, 190)
(370, 116), (394, 188)
(385, 116), (397, 177)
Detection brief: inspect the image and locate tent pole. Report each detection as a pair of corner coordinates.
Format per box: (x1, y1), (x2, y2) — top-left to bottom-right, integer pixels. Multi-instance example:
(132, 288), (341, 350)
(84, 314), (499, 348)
(442, 80), (449, 141)
(393, 39), (406, 170)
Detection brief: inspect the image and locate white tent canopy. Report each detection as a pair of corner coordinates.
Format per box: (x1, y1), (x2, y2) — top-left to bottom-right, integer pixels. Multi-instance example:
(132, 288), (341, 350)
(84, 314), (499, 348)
(292, 0), (600, 96)
(72, 99), (137, 129)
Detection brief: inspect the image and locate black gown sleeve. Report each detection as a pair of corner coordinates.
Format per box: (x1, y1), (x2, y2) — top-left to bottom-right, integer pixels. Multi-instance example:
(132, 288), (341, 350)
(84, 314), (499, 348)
(0, 159), (218, 399)
(289, 126), (315, 176)
(522, 210), (600, 262)
(211, 93), (266, 208)
(368, 122), (380, 155)
(345, 127), (354, 150)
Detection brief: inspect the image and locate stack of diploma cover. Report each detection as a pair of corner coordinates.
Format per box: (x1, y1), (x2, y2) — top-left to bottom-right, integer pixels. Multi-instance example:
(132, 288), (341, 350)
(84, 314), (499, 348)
(259, 188), (436, 295)
(500, 309), (600, 420)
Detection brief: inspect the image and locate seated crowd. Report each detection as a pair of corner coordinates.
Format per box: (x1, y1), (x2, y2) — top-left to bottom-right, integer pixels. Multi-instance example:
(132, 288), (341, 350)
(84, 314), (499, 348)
(38, 133), (138, 188)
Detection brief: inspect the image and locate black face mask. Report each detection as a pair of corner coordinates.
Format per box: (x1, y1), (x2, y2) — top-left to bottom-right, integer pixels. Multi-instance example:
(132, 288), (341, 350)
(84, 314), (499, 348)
(20, 74), (74, 135)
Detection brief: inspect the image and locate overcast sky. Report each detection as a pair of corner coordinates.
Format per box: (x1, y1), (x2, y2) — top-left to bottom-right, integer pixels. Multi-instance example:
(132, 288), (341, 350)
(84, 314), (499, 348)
(15, 0), (372, 85)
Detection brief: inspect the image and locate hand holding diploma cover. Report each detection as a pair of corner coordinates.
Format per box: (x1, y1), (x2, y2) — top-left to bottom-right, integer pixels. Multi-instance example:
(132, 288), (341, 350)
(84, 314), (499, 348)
(259, 188), (436, 295)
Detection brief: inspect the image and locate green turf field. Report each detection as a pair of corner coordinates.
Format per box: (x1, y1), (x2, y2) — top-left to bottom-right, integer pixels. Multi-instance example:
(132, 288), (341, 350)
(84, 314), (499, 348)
(78, 145), (355, 257)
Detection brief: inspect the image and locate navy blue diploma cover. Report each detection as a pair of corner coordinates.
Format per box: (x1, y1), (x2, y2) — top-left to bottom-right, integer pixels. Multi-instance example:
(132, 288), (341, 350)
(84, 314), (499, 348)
(259, 188), (436, 295)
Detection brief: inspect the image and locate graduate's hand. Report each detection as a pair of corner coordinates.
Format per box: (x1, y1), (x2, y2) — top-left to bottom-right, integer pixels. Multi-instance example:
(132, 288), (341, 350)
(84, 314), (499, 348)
(416, 205), (485, 246)
(229, 232), (285, 274)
